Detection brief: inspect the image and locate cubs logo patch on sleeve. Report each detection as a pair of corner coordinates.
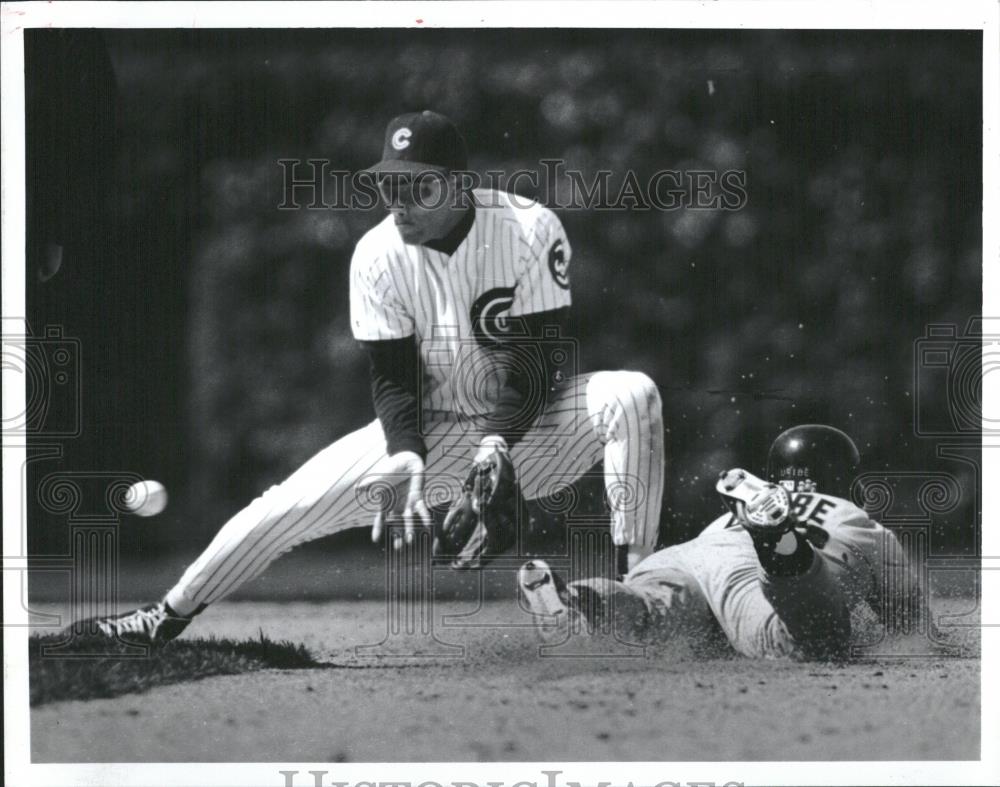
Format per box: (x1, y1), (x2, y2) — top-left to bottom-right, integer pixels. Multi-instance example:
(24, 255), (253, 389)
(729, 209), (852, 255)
(548, 239), (570, 289)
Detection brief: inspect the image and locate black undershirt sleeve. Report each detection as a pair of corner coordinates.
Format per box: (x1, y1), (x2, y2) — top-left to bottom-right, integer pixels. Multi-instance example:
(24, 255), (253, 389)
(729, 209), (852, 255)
(479, 307), (571, 449)
(360, 335), (426, 460)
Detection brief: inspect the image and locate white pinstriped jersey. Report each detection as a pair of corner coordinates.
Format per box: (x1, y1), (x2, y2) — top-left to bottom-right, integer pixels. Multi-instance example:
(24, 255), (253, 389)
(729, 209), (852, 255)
(350, 189), (572, 417)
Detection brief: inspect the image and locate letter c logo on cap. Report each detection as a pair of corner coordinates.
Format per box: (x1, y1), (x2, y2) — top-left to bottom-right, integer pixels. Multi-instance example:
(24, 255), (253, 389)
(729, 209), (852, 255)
(391, 128), (412, 151)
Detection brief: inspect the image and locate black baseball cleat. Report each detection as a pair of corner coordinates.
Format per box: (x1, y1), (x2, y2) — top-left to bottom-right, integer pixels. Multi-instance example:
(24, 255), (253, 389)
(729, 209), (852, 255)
(518, 560), (592, 643)
(76, 601), (192, 645)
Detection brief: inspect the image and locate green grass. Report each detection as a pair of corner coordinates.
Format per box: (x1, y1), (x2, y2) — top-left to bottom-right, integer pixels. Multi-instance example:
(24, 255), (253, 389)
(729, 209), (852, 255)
(30, 631), (319, 706)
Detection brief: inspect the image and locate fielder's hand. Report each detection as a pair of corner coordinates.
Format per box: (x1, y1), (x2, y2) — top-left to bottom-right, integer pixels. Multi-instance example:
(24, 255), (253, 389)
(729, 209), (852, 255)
(436, 435), (522, 569)
(358, 450), (432, 550)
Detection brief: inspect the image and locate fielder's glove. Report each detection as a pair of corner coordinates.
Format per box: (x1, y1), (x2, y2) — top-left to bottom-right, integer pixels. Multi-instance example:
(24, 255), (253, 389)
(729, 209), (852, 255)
(435, 436), (523, 569)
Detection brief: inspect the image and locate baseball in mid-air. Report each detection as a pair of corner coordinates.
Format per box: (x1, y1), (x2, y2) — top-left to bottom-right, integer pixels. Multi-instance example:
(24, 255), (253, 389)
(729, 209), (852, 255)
(124, 480), (169, 517)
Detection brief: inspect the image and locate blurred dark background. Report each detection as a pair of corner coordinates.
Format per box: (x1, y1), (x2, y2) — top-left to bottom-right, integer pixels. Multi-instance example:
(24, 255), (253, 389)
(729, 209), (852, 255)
(24, 29), (982, 576)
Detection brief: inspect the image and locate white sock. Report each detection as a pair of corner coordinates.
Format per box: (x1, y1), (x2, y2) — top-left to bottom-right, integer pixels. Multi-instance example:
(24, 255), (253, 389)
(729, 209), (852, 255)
(164, 590), (200, 618)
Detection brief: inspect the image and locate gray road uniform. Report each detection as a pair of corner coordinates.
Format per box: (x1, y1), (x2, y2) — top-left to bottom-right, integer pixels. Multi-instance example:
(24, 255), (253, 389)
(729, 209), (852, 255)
(571, 492), (915, 659)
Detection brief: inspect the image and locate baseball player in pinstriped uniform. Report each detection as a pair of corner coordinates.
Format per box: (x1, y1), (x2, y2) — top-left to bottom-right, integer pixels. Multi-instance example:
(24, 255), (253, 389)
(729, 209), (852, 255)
(78, 110), (665, 644)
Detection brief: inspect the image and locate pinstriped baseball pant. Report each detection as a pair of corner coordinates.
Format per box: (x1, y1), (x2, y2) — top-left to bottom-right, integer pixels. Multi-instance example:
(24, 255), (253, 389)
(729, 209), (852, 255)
(164, 371), (664, 615)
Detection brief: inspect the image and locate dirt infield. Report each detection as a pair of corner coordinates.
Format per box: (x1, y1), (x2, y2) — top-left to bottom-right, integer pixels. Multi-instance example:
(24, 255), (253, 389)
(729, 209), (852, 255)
(30, 598), (979, 763)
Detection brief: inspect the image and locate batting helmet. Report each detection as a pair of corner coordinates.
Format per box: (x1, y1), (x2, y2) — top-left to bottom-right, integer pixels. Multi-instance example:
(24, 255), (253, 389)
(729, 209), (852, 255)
(766, 424), (861, 497)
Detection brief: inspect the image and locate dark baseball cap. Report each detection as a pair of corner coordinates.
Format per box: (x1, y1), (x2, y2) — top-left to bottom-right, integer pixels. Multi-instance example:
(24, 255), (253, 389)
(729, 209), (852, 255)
(365, 110), (468, 176)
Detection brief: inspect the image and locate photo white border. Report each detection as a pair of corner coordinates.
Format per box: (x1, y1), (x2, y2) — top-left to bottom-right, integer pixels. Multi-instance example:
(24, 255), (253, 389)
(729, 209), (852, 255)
(3, 2), (997, 785)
